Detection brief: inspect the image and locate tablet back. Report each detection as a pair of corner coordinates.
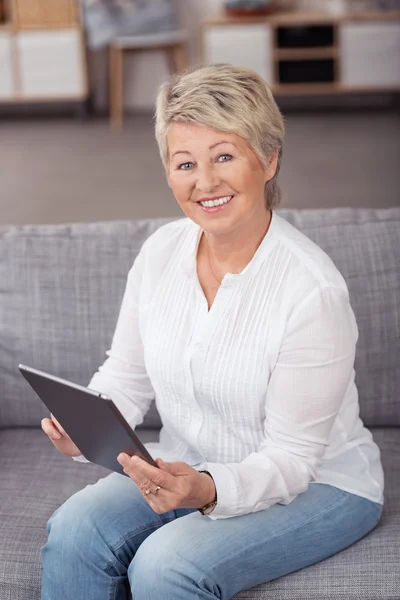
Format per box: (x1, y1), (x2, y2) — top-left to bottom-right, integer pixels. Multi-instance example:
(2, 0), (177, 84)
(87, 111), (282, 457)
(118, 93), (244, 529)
(18, 364), (158, 475)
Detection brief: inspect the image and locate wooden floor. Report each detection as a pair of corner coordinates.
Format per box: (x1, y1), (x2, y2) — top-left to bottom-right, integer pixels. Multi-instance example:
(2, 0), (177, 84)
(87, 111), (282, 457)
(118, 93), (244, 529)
(1, 110), (399, 225)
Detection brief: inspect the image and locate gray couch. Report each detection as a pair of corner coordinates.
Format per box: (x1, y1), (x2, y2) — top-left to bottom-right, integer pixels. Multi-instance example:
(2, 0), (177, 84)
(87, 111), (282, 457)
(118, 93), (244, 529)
(1, 208), (399, 600)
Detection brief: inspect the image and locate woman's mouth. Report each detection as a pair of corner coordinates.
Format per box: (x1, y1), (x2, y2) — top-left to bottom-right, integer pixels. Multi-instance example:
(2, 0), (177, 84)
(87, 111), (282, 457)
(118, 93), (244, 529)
(197, 195), (234, 213)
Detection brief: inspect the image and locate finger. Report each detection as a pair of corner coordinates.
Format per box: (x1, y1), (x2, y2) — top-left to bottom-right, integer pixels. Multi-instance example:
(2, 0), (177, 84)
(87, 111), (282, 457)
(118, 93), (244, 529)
(138, 476), (159, 497)
(41, 418), (61, 440)
(124, 467), (166, 511)
(156, 458), (167, 469)
(117, 454), (168, 487)
(118, 460), (158, 501)
(118, 456), (181, 514)
(50, 413), (69, 438)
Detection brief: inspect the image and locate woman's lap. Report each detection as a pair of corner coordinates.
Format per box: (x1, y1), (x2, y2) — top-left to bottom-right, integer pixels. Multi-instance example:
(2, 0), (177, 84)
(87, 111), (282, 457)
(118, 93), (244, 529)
(133, 481), (382, 599)
(41, 472), (382, 600)
(41, 472), (195, 600)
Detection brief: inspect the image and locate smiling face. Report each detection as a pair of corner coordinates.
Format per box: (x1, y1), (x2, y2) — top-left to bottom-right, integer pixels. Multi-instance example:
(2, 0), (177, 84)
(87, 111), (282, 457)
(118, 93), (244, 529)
(166, 122), (278, 239)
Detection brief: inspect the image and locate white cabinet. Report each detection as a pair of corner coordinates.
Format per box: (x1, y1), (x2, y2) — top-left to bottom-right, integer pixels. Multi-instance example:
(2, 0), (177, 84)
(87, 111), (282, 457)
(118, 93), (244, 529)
(17, 29), (85, 97)
(341, 23), (400, 88)
(203, 24), (273, 84)
(0, 33), (14, 99)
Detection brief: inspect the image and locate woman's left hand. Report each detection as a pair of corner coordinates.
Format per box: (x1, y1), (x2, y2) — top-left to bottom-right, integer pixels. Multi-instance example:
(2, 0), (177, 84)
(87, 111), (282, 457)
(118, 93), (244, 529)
(117, 453), (216, 513)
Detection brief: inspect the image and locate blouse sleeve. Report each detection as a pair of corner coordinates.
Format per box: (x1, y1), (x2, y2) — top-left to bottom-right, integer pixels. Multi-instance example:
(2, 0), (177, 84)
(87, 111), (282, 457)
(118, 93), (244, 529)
(73, 243), (155, 463)
(196, 285), (358, 519)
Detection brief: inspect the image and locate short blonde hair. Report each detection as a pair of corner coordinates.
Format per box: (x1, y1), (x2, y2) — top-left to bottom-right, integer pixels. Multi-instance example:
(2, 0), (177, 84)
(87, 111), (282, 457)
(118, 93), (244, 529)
(155, 63), (285, 210)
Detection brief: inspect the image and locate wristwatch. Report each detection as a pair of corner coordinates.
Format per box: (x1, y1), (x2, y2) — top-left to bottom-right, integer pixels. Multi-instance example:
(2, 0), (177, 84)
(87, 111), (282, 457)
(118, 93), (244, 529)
(198, 470), (218, 515)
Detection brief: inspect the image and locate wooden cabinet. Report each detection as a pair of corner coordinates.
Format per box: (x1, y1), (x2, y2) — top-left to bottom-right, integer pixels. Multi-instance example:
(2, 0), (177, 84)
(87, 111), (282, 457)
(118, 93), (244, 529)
(0, 32), (13, 98)
(14, 0), (77, 28)
(14, 0), (42, 28)
(17, 29), (85, 97)
(201, 11), (400, 96)
(0, 0), (87, 104)
(203, 24), (273, 83)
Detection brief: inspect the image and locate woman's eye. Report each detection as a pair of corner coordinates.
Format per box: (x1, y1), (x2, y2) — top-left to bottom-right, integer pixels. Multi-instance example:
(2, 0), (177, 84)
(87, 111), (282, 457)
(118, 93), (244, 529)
(218, 154), (232, 162)
(178, 162), (193, 170)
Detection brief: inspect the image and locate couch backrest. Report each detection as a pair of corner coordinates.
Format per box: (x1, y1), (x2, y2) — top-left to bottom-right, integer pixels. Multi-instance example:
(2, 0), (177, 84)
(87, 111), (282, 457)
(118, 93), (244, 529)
(0, 208), (399, 430)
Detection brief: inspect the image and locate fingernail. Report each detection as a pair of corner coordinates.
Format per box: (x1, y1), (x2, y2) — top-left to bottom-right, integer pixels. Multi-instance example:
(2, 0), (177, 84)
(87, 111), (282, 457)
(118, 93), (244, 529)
(131, 456), (139, 462)
(52, 433), (61, 439)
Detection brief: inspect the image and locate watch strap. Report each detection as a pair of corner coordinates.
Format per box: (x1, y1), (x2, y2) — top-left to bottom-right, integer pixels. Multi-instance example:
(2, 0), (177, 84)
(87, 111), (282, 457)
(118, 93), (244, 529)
(198, 470), (217, 515)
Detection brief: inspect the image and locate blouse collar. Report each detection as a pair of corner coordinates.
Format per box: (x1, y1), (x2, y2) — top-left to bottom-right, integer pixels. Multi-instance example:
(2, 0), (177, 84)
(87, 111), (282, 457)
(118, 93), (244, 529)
(181, 210), (279, 283)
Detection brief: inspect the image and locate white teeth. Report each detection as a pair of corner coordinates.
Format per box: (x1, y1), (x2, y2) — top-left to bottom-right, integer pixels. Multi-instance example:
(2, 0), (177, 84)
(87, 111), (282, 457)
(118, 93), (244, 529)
(200, 195), (232, 208)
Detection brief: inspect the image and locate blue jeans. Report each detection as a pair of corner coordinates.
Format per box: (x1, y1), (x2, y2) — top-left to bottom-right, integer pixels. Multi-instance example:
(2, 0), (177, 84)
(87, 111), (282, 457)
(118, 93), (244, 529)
(41, 472), (382, 600)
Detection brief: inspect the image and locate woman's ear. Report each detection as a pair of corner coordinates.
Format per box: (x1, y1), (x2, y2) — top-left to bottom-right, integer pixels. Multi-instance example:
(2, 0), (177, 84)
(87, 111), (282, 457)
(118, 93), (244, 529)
(265, 150), (279, 183)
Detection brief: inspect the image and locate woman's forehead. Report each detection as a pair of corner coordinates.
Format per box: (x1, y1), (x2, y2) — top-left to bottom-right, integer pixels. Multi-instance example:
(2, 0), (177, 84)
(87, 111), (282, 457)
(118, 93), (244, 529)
(167, 123), (242, 151)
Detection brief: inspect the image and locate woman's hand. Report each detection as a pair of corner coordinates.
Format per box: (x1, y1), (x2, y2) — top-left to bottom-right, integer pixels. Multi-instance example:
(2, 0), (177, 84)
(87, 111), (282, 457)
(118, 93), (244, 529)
(117, 454), (216, 513)
(41, 413), (82, 457)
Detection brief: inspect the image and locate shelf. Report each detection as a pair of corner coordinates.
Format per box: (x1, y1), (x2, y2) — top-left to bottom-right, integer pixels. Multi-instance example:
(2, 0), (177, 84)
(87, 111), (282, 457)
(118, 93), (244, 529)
(271, 82), (400, 95)
(203, 10), (337, 26)
(274, 47), (338, 60)
(271, 82), (339, 94)
(15, 22), (79, 30)
(202, 14), (270, 26)
(0, 93), (86, 104)
(342, 9), (400, 23)
(269, 9), (400, 25)
(203, 9), (400, 27)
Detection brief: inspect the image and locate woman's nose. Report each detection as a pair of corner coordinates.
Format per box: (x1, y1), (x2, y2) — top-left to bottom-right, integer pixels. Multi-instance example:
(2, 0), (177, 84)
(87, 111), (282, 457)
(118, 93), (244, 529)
(195, 164), (220, 193)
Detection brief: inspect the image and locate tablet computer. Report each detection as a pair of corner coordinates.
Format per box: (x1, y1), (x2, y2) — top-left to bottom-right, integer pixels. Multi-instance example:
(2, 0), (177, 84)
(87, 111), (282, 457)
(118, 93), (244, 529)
(18, 364), (159, 476)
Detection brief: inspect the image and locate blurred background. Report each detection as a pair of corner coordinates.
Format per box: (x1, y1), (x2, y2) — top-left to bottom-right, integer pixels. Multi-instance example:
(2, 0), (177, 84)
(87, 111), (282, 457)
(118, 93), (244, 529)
(0, 0), (399, 225)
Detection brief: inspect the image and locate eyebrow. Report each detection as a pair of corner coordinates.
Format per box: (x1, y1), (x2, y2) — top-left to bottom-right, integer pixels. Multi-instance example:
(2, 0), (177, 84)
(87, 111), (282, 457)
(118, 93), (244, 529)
(171, 140), (236, 159)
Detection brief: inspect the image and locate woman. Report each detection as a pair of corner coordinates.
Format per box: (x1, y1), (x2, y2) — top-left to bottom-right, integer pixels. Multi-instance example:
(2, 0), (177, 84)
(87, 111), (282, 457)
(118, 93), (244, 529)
(40, 64), (384, 600)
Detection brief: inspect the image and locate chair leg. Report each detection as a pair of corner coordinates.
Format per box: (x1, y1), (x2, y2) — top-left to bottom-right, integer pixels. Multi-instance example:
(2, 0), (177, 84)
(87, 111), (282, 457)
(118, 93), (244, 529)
(168, 43), (189, 74)
(109, 45), (124, 130)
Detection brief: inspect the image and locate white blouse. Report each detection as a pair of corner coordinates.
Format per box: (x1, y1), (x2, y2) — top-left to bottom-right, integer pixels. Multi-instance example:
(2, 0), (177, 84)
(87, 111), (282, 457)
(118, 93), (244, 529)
(74, 211), (384, 520)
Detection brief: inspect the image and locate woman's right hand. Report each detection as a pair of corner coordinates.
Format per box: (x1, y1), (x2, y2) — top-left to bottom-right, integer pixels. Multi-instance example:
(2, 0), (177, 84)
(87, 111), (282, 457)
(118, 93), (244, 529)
(41, 413), (82, 457)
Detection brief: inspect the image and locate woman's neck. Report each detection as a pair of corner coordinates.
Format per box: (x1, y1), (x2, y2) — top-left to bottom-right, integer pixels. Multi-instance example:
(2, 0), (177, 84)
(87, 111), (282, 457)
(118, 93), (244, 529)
(203, 210), (272, 275)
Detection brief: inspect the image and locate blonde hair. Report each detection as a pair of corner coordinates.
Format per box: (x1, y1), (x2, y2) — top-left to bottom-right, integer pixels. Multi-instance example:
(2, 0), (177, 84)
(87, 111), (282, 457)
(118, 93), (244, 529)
(155, 63), (285, 210)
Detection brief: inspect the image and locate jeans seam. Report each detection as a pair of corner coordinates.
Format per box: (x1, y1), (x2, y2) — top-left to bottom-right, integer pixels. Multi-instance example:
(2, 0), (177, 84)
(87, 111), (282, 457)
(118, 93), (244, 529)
(104, 518), (174, 575)
(108, 576), (116, 600)
(196, 491), (359, 589)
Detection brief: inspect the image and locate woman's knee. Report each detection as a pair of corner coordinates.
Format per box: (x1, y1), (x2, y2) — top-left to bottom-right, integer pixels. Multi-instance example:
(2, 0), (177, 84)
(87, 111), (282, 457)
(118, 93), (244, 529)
(128, 519), (214, 597)
(43, 486), (106, 568)
(42, 473), (136, 572)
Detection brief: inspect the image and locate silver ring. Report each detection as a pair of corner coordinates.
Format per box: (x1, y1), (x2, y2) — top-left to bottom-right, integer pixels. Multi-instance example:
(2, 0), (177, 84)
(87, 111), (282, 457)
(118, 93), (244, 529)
(145, 485), (161, 495)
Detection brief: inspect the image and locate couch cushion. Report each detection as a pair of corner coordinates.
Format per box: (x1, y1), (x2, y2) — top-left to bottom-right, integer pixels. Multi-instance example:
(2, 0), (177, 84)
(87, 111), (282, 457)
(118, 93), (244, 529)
(0, 426), (398, 600)
(279, 208), (400, 427)
(0, 218), (172, 429)
(0, 427), (160, 600)
(1, 208), (399, 429)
